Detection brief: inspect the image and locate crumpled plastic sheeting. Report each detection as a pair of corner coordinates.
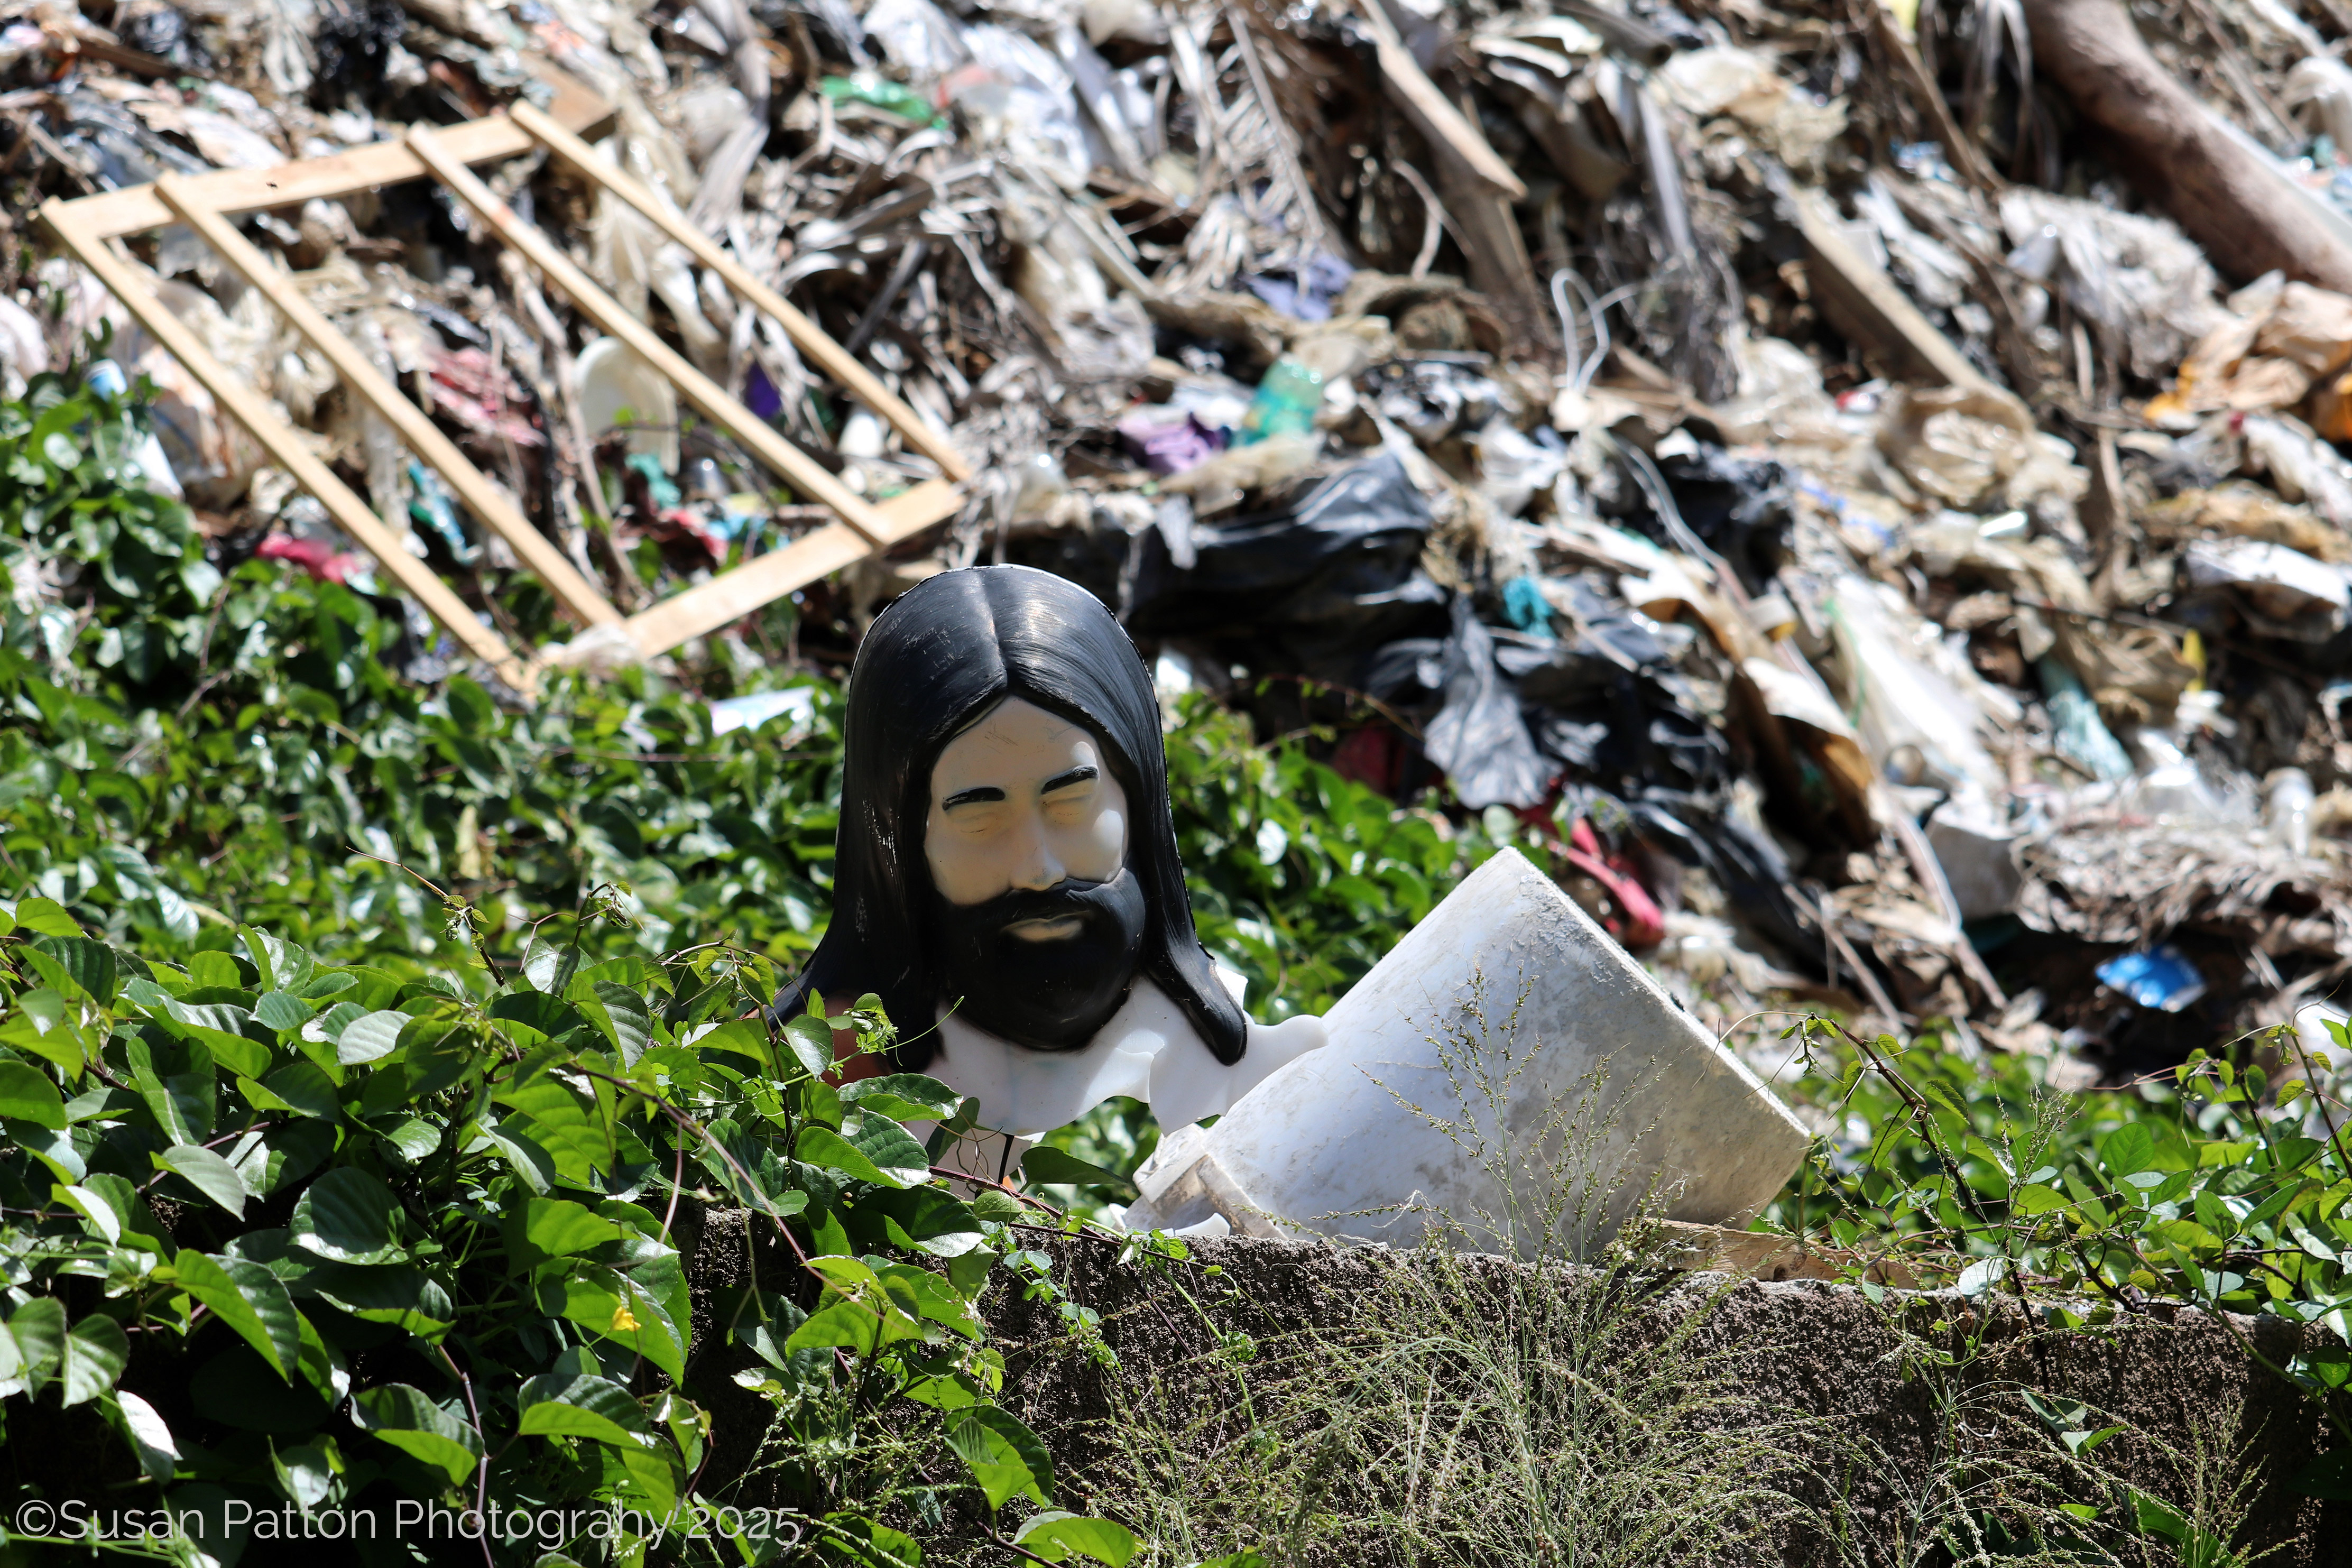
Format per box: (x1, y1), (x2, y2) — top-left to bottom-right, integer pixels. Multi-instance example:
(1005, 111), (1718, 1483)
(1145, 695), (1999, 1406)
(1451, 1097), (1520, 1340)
(1423, 598), (1552, 810)
(1126, 450), (1447, 659)
(2000, 189), (2228, 383)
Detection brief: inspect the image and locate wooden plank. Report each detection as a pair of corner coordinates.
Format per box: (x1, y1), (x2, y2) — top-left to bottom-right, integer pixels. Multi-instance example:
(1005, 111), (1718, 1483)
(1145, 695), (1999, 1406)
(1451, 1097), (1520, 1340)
(1790, 187), (2007, 398)
(509, 102), (974, 484)
(624, 479), (962, 656)
(57, 79), (612, 242)
(39, 200), (536, 695)
(1862, 1), (2002, 194)
(1350, 0), (1525, 199)
(153, 174), (625, 633)
(406, 123), (898, 554)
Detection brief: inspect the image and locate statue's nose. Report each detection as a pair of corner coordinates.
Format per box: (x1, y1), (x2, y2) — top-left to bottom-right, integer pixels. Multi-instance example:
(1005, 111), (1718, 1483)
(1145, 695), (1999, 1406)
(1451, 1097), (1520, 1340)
(1008, 814), (1067, 891)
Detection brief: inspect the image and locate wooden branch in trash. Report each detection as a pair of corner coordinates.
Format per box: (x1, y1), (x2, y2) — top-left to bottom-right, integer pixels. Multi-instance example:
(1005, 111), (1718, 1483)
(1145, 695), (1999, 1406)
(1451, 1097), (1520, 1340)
(2028, 0), (2352, 291)
(153, 175), (625, 634)
(508, 103), (972, 484)
(624, 479), (963, 657)
(1349, 0), (1526, 199)
(38, 200), (537, 695)
(1788, 188), (2007, 398)
(53, 76), (611, 242)
(1862, 1), (2001, 193)
(407, 124), (896, 554)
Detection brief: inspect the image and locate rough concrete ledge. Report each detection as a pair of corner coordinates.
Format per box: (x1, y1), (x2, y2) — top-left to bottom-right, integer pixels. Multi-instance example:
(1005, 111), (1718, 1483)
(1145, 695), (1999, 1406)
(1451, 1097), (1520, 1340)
(685, 1214), (2347, 1564)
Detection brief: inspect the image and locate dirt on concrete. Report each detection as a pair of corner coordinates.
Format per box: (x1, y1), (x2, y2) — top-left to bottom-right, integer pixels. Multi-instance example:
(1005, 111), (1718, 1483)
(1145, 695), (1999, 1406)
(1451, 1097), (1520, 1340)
(685, 1211), (2347, 1564)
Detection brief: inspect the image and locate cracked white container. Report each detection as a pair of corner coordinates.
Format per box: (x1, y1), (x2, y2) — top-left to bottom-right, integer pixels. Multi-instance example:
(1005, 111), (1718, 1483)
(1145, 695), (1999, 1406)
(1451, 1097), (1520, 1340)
(1127, 848), (1809, 1259)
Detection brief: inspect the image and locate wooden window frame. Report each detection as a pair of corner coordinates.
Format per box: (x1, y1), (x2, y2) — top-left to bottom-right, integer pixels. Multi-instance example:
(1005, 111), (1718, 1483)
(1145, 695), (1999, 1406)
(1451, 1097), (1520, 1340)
(37, 80), (967, 694)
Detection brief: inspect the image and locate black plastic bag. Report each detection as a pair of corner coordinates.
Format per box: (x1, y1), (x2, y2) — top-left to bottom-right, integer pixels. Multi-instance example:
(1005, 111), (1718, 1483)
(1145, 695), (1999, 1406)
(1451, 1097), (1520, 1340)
(1423, 599), (1553, 810)
(1126, 450), (1447, 658)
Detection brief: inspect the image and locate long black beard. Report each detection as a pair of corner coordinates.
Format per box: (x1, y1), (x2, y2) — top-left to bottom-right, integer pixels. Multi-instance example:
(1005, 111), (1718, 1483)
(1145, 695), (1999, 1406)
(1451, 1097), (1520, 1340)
(929, 869), (1148, 1050)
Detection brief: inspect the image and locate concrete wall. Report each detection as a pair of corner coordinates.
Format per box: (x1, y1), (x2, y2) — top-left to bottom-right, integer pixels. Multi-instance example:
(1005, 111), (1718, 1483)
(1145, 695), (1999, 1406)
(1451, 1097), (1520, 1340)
(687, 1213), (2347, 1564)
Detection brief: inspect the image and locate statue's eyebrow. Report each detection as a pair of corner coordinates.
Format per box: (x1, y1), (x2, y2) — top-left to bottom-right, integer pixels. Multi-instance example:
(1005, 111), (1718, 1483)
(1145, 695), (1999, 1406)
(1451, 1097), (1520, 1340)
(1041, 764), (1097, 794)
(942, 785), (1006, 809)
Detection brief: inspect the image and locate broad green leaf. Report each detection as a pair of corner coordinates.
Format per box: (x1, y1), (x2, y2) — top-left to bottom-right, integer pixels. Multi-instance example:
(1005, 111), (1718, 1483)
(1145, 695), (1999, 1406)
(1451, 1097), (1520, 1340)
(0, 1058), (67, 1129)
(170, 1250), (300, 1379)
(353, 1383), (481, 1485)
(785, 1298), (882, 1357)
(1021, 1145), (1137, 1198)
(58, 1313), (130, 1407)
(873, 1262), (982, 1341)
(521, 935), (574, 994)
(129, 1036), (216, 1143)
(863, 1187), (987, 1258)
(2131, 1487), (2189, 1542)
(305, 1264), (456, 1338)
(946, 1405), (1054, 1509)
(122, 982), (268, 1078)
(515, 1373), (656, 1447)
(1, 989), (88, 1077)
(694, 1018), (773, 1066)
(543, 1266), (687, 1380)
(31, 934), (115, 1004)
(2100, 1123), (2155, 1179)
(272, 1438), (337, 1510)
(252, 991), (313, 1032)
(571, 980), (654, 1065)
(290, 1167), (404, 1263)
(256, 1061), (340, 1120)
(117, 1391), (181, 1483)
(2012, 1183), (2069, 1217)
(79, 1173), (167, 1251)
(819, 1515), (922, 1567)
(10, 1119), (86, 1183)
(848, 1117), (934, 1186)
(838, 1073), (963, 1124)
(11, 897), (84, 938)
(242, 928), (315, 995)
(336, 1010), (410, 1066)
(483, 1119), (557, 1195)
(4, 1297), (66, 1399)
(615, 1443), (681, 1517)
(1013, 1512), (1139, 1566)
(798, 1124), (892, 1186)
(969, 1188), (1026, 1224)
(155, 1143), (250, 1219)
(499, 1075), (613, 1185)
(373, 1116), (441, 1162)
(781, 1014), (834, 1079)
(509, 1197), (623, 1266)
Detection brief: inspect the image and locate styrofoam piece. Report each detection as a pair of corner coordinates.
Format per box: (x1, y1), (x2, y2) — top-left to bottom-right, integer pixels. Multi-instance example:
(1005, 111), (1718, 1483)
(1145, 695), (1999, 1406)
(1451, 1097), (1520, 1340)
(574, 336), (679, 473)
(1128, 848), (1809, 1257)
(1925, 807), (2022, 920)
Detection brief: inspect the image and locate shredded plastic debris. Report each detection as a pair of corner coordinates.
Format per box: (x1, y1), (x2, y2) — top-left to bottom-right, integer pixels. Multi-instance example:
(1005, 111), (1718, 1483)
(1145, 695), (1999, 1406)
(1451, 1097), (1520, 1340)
(15, 0), (2352, 1083)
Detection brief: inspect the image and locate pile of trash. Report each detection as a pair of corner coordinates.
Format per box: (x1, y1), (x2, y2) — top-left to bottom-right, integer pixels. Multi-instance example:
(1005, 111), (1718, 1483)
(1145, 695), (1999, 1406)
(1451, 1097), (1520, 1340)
(16, 0), (2352, 1082)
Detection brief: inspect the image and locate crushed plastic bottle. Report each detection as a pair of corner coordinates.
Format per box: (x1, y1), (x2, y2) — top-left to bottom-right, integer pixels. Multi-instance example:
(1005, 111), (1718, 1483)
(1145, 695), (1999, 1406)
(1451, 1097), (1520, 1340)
(1237, 355), (1325, 445)
(2036, 657), (2134, 783)
(2267, 766), (2316, 854)
(625, 452), (684, 511)
(81, 360), (182, 497)
(406, 462), (476, 564)
(818, 72), (939, 126)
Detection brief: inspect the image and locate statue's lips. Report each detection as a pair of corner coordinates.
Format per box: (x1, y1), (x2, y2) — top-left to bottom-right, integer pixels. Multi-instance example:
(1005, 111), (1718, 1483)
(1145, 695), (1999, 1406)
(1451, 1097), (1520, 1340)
(1003, 915), (1084, 942)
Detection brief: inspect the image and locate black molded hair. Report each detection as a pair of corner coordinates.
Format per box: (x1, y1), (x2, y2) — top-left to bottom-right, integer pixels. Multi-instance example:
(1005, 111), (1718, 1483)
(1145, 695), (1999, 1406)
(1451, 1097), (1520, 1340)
(776, 565), (1247, 1070)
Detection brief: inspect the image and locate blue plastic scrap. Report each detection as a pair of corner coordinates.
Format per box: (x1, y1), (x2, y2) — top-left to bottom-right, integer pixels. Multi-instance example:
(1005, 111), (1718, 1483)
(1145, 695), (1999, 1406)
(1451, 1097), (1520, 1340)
(2095, 945), (2208, 1013)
